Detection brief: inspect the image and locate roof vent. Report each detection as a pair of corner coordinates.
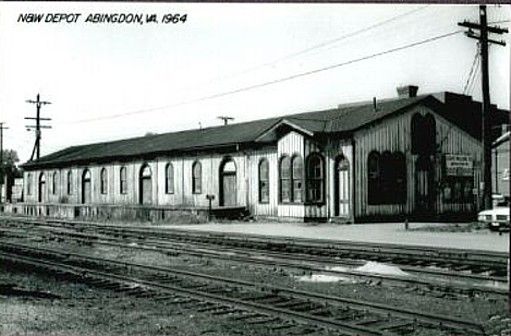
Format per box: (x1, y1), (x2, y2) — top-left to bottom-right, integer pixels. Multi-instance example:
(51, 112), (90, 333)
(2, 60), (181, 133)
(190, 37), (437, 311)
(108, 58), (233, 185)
(397, 85), (419, 98)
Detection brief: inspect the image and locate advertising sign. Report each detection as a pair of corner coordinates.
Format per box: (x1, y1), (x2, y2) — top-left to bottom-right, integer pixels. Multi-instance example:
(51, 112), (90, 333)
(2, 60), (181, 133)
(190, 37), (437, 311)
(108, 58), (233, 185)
(444, 154), (473, 176)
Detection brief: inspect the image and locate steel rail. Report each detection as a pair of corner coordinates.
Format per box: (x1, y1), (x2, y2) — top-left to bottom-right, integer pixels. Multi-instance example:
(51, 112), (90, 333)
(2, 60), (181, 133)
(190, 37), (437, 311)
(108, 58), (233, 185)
(3, 215), (506, 258)
(0, 240), (485, 335)
(0, 248), (383, 336)
(2, 216), (506, 280)
(0, 226), (505, 297)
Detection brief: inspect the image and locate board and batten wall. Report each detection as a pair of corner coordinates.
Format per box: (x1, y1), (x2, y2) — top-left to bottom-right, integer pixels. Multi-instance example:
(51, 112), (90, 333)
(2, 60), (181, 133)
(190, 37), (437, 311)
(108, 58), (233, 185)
(353, 105), (482, 219)
(23, 151), (248, 209)
(325, 139), (354, 221)
(277, 131), (305, 218)
(246, 147), (278, 217)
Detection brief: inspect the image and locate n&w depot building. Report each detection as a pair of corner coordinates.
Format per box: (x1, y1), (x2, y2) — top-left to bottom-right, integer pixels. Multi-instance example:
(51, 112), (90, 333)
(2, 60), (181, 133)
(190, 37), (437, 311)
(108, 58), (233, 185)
(13, 86), (509, 222)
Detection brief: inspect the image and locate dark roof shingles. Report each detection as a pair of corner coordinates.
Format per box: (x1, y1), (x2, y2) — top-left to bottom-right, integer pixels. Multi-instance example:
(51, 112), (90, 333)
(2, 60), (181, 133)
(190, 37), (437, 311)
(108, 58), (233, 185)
(21, 94), (452, 168)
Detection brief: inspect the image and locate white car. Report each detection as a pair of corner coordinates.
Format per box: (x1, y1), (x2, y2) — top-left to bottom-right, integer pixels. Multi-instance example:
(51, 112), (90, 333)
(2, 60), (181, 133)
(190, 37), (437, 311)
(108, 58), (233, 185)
(478, 207), (510, 231)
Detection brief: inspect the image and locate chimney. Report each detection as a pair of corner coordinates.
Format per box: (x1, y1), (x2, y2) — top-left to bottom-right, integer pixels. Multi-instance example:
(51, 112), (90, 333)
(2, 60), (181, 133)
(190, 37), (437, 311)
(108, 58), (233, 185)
(372, 97), (377, 112)
(396, 85), (419, 98)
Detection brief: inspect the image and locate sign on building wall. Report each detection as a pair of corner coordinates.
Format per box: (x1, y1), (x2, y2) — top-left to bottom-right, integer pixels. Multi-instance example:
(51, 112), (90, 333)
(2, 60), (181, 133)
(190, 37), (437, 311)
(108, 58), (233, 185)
(444, 154), (473, 177)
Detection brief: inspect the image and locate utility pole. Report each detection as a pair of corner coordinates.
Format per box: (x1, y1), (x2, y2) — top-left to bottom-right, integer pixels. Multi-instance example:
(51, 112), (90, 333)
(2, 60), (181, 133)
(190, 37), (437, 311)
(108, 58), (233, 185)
(0, 122), (8, 204)
(25, 93), (52, 161)
(459, 4), (509, 315)
(217, 116), (234, 125)
(458, 6), (508, 212)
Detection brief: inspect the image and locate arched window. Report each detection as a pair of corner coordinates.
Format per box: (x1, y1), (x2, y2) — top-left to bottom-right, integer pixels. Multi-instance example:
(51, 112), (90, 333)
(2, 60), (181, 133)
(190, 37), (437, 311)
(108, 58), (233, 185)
(423, 113), (436, 155)
(411, 113), (423, 154)
(100, 168), (107, 194)
(393, 152), (407, 204)
(52, 171), (58, 195)
(192, 161), (202, 194)
(411, 113), (436, 155)
(279, 156), (291, 203)
(165, 163), (174, 194)
(380, 151), (393, 202)
(258, 159), (269, 203)
(120, 166), (127, 194)
(367, 151), (380, 205)
(27, 173), (32, 195)
(67, 171), (73, 195)
(291, 156), (303, 203)
(306, 154), (324, 203)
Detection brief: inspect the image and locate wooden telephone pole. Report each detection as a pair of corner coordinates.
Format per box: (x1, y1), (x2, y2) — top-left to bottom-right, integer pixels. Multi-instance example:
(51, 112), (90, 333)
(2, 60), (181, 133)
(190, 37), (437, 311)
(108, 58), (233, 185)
(459, 4), (509, 314)
(25, 93), (52, 161)
(458, 6), (508, 212)
(217, 116), (234, 125)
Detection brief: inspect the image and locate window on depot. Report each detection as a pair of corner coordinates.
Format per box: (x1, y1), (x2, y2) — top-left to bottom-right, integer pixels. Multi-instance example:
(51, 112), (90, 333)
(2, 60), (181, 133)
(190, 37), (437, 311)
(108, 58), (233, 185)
(165, 163), (174, 194)
(120, 166), (127, 194)
(192, 161), (202, 194)
(258, 159), (269, 203)
(305, 154), (324, 204)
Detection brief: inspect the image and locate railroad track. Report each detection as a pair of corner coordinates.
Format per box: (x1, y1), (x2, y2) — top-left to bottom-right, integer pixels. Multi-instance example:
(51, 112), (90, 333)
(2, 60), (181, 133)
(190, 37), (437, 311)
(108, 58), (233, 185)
(0, 224), (506, 297)
(0, 215), (507, 276)
(0, 240), (485, 336)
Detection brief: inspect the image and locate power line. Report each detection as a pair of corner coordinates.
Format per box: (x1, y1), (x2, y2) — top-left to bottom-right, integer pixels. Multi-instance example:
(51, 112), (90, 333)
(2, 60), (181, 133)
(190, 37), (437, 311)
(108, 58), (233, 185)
(65, 29), (462, 125)
(468, 59), (481, 96)
(204, 5), (430, 83)
(176, 5), (431, 93)
(458, 5), (508, 215)
(462, 44), (480, 94)
(489, 19), (510, 24)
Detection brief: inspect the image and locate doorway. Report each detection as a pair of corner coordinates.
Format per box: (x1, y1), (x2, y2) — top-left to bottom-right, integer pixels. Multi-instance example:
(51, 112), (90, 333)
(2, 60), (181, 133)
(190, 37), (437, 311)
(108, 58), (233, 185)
(219, 159), (237, 207)
(82, 169), (91, 204)
(415, 155), (435, 215)
(335, 157), (350, 217)
(139, 164), (152, 205)
(38, 173), (46, 203)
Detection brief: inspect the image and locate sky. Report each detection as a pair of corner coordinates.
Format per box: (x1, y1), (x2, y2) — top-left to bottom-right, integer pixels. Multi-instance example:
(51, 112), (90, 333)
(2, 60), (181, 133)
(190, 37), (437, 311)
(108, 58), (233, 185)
(0, 2), (509, 164)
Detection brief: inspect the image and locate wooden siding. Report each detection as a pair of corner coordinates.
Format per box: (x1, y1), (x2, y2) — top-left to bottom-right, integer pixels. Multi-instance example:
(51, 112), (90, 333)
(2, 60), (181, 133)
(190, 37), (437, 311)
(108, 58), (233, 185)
(353, 105), (482, 219)
(24, 152), (248, 209)
(246, 147), (278, 217)
(325, 140), (354, 221)
(277, 131), (305, 218)
(22, 103), (483, 222)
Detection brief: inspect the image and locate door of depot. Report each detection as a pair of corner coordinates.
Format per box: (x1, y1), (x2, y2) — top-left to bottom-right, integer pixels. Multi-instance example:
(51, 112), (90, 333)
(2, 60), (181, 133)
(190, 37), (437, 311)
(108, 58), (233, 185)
(139, 165), (152, 205)
(82, 170), (91, 204)
(335, 158), (350, 217)
(38, 173), (46, 203)
(220, 160), (237, 206)
(415, 155), (434, 214)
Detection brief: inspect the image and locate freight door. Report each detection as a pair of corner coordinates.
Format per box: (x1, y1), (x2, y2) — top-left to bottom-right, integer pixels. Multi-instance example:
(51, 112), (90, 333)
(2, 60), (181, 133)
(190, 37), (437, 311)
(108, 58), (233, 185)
(38, 173), (46, 203)
(335, 158), (350, 217)
(139, 164), (152, 205)
(82, 169), (91, 204)
(220, 159), (237, 207)
(415, 156), (434, 215)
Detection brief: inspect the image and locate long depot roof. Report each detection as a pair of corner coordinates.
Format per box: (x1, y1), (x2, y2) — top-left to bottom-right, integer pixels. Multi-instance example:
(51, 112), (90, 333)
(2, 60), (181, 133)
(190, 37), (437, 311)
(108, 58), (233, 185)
(22, 92), (505, 170)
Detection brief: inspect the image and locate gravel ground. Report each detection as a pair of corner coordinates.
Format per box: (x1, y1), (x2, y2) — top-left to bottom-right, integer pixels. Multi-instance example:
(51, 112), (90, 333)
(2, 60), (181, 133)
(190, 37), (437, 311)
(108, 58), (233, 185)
(1, 269), (336, 336)
(2, 235), (510, 336)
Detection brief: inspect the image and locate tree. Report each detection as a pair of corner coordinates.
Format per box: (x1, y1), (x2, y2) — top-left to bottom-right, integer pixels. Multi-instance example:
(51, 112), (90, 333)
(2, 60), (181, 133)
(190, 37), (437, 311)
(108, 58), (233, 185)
(1, 149), (21, 182)
(1, 149), (21, 203)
